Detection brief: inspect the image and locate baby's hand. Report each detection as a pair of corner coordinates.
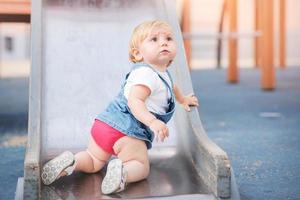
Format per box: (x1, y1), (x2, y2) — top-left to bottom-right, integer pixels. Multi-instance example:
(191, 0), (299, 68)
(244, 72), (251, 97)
(181, 93), (199, 111)
(149, 119), (169, 142)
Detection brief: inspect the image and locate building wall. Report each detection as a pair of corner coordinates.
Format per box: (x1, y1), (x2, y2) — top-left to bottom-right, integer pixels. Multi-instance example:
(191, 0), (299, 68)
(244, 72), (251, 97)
(0, 23), (30, 77)
(0, 23), (30, 60)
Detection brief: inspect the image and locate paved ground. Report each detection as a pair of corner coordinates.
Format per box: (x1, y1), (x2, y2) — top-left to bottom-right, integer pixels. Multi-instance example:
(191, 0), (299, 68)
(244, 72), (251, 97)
(191, 67), (300, 200)
(0, 77), (28, 200)
(0, 67), (300, 199)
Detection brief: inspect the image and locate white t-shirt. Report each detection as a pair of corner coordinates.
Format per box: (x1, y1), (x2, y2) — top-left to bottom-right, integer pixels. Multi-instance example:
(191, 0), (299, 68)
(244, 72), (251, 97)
(124, 67), (172, 114)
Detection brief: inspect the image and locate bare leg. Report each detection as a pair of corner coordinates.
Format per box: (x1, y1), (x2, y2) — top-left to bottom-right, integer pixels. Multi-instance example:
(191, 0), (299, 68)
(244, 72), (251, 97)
(42, 136), (111, 185)
(74, 136), (111, 173)
(122, 160), (149, 182)
(59, 136), (111, 177)
(113, 136), (150, 183)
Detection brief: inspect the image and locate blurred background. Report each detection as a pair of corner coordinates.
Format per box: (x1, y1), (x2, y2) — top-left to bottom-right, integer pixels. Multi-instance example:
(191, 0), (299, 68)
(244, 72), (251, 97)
(0, 0), (299, 199)
(1, 0), (300, 75)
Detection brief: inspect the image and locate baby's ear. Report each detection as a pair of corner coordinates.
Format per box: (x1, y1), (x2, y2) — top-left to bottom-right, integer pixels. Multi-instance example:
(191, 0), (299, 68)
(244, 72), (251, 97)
(131, 48), (143, 62)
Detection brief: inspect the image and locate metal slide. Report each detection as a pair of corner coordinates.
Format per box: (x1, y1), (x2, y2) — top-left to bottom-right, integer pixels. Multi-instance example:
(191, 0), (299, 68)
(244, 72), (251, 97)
(16, 0), (240, 199)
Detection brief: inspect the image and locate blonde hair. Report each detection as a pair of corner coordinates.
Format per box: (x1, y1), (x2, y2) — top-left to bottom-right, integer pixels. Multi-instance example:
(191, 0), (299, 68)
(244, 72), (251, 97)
(129, 20), (173, 63)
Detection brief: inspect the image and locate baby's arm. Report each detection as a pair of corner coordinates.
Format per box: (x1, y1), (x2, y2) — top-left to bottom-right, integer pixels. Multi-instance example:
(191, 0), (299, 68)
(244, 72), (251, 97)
(173, 84), (199, 111)
(128, 85), (168, 142)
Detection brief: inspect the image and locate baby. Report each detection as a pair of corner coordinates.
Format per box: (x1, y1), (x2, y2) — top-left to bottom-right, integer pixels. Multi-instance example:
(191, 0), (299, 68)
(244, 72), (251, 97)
(41, 20), (199, 195)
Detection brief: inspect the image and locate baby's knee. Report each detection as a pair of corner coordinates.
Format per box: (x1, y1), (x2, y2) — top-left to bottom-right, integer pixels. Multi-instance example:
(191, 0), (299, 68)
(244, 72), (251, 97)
(134, 156), (150, 179)
(141, 161), (150, 179)
(123, 159), (150, 181)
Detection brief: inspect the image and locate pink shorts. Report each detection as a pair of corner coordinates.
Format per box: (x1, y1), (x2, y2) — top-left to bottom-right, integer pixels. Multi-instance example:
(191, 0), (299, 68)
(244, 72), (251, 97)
(91, 119), (125, 155)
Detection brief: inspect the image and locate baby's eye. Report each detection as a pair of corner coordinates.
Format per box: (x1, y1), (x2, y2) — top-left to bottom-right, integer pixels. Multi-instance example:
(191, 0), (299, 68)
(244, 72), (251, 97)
(150, 37), (157, 42)
(167, 36), (173, 41)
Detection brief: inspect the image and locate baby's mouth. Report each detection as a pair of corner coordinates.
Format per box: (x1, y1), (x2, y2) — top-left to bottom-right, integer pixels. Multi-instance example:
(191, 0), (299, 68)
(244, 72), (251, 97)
(160, 50), (170, 54)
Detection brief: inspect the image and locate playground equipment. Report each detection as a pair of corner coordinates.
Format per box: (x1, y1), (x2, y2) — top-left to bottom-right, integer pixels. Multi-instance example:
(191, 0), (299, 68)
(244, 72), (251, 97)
(16, 0), (240, 199)
(182, 0), (286, 90)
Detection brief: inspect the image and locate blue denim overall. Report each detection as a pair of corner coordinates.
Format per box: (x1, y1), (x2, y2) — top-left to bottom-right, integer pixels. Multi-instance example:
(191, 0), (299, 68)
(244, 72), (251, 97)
(96, 62), (175, 149)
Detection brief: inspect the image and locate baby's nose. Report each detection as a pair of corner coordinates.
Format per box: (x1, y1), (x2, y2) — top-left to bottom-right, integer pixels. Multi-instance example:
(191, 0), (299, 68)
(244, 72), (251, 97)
(161, 40), (168, 46)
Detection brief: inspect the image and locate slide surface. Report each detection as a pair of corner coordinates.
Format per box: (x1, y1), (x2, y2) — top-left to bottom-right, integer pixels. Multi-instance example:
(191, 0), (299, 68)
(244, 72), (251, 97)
(21, 0), (239, 199)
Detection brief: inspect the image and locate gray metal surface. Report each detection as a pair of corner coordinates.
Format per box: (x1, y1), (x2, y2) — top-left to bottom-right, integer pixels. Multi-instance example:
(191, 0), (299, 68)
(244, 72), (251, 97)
(23, 0), (42, 199)
(22, 0), (238, 199)
(41, 150), (212, 199)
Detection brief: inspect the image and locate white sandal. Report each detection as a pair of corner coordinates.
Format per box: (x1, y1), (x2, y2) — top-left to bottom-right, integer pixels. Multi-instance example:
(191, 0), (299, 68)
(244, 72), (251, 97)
(41, 151), (76, 185)
(101, 158), (127, 194)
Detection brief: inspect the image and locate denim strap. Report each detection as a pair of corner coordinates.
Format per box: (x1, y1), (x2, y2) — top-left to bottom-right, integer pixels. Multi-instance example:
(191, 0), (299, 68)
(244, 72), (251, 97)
(128, 62), (175, 102)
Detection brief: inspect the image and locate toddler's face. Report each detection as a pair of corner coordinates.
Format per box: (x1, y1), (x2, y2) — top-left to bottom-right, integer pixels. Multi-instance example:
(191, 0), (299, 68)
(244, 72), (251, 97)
(138, 27), (177, 68)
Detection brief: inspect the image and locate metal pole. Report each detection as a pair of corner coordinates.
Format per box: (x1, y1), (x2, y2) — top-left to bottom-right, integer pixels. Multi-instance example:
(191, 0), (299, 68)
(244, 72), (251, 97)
(279, 0), (286, 68)
(254, 0), (263, 68)
(261, 0), (275, 90)
(227, 0), (238, 83)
